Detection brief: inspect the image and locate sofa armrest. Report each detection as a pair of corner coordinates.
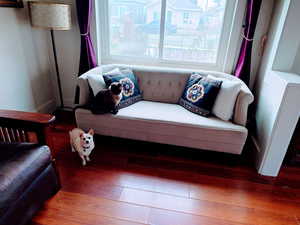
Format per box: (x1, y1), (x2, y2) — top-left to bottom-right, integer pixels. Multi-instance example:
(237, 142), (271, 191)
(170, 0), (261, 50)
(0, 143), (41, 161)
(233, 84), (254, 126)
(77, 66), (109, 105)
(0, 110), (55, 145)
(78, 73), (90, 106)
(0, 110), (57, 156)
(77, 64), (134, 105)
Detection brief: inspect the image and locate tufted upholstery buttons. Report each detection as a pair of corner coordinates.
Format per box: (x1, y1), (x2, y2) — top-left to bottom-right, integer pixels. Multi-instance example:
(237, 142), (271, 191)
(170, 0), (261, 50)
(132, 72), (188, 104)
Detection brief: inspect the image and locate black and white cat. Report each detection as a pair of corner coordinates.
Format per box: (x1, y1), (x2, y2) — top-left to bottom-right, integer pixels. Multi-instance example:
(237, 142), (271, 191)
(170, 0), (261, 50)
(91, 82), (123, 115)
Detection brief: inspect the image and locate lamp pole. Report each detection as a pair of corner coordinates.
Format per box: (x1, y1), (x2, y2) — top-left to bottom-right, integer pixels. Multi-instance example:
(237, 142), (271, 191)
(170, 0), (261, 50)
(50, 29), (64, 108)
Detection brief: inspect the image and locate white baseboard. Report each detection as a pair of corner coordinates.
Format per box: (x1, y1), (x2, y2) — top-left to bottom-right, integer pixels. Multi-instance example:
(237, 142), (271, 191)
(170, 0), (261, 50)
(36, 99), (57, 113)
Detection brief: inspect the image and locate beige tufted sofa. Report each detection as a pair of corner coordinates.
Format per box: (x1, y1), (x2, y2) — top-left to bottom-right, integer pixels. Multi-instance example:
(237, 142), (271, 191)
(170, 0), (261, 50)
(75, 64), (254, 154)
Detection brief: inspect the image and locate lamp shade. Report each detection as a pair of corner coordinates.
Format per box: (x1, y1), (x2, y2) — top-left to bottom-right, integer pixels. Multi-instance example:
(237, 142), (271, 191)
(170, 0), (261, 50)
(29, 1), (71, 30)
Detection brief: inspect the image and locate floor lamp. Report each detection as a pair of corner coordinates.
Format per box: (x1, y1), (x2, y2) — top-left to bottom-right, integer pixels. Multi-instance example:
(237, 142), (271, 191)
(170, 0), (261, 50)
(29, 1), (72, 108)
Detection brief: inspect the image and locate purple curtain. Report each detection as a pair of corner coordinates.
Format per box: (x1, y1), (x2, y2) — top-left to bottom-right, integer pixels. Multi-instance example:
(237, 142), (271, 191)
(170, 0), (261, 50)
(234, 0), (262, 86)
(75, 0), (98, 104)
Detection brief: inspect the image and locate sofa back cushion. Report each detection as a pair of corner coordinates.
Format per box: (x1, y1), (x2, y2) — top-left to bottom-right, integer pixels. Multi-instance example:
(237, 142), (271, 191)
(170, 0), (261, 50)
(89, 65), (245, 105)
(134, 69), (190, 103)
(100, 65), (194, 104)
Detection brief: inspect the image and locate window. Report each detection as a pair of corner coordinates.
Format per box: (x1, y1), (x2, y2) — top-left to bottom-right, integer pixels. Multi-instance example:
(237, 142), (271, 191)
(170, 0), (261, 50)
(153, 12), (159, 21)
(167, 10), (172, 24)
(183, 12), (190, 24)
(97, 0), (239, 70)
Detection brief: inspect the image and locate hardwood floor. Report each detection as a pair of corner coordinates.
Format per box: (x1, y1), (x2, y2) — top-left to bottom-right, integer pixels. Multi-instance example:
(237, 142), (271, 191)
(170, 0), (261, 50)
(29, 112), (300, 225)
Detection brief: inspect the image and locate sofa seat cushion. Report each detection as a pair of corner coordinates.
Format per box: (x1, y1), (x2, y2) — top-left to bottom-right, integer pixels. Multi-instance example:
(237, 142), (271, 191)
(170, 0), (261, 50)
(75, 101), (248, 154)
(0, 143), (51, 216)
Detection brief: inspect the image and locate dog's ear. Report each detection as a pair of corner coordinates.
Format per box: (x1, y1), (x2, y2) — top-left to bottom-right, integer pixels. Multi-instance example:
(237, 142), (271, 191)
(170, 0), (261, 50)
(79, 133), (84, 138)
(88, 129), (94, 136)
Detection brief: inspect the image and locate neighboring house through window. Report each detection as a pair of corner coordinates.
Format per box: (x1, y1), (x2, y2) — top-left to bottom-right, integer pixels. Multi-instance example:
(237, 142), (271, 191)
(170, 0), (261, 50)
(183, 12), (189, 24)
(153, 11), (159, 21)
(167, 10), (172, 24)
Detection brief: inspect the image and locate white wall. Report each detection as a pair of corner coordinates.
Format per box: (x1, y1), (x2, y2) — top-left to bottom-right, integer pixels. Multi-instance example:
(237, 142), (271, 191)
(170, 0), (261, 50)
(272, 0), (300, 72)
(0, 1), (57, 113)
(249, 0), (274, 89)
(53, 0), (81, 108)
(291, 46), (300, 74)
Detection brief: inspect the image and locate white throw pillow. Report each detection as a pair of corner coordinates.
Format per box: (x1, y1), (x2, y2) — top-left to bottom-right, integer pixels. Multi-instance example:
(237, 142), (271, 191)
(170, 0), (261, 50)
(87, 74), (106, 96)
(208, 75), (241, 121)
(87, 68), (120, 96)
(103, 68), (121, 76)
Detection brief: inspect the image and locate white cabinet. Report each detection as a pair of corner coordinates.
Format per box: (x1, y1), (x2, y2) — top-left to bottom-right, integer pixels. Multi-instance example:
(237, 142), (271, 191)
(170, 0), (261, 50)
(255, 71), (300, 176)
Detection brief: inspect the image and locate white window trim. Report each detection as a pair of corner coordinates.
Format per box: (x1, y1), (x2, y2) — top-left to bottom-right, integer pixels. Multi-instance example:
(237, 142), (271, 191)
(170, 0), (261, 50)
(94, 0), (246, 73)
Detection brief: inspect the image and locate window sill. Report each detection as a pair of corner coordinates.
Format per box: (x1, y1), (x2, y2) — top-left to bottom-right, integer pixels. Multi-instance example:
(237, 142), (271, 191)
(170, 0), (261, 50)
(100, 57), (222, 72)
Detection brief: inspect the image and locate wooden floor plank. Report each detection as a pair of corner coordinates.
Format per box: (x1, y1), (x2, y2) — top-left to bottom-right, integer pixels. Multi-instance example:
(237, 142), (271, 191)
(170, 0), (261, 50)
(33, 212), (85, 225)
(45, 191), (151, 224)
(59, 162), (191, 198)
(189, 182), (300, 215)
(148, 208), (249, 225)
(59, 161), (300, 215)
(119, 188), (298, 225)
(33, 207), (146, 225)
(61, 169), (124, 201)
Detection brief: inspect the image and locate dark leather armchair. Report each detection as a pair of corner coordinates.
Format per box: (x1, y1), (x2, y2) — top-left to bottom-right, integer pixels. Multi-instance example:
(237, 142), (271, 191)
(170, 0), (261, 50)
(0, 110), (61, 225)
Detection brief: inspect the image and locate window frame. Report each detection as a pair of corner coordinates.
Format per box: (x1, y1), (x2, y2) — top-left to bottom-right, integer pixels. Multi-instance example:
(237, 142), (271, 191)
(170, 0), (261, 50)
(183, 12), (190, 24)
(95, 0), (245, 72)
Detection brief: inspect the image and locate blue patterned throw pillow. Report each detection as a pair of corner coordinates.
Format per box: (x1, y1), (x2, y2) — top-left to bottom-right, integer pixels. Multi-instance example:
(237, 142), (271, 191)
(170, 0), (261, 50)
(179, 73), (222, 116)
(103, 68), (142, 109)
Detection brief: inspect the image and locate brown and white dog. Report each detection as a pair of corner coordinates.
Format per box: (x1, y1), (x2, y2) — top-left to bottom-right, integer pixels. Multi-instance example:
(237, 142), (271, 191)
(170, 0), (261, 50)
(69, 128), (95, 166)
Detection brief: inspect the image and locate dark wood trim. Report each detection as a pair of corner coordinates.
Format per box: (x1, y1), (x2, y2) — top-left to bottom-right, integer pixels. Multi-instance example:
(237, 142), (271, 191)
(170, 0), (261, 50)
(0, 110), (55, 124)
(0, 0), (23, 8)
(0, 109), (56, 155)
